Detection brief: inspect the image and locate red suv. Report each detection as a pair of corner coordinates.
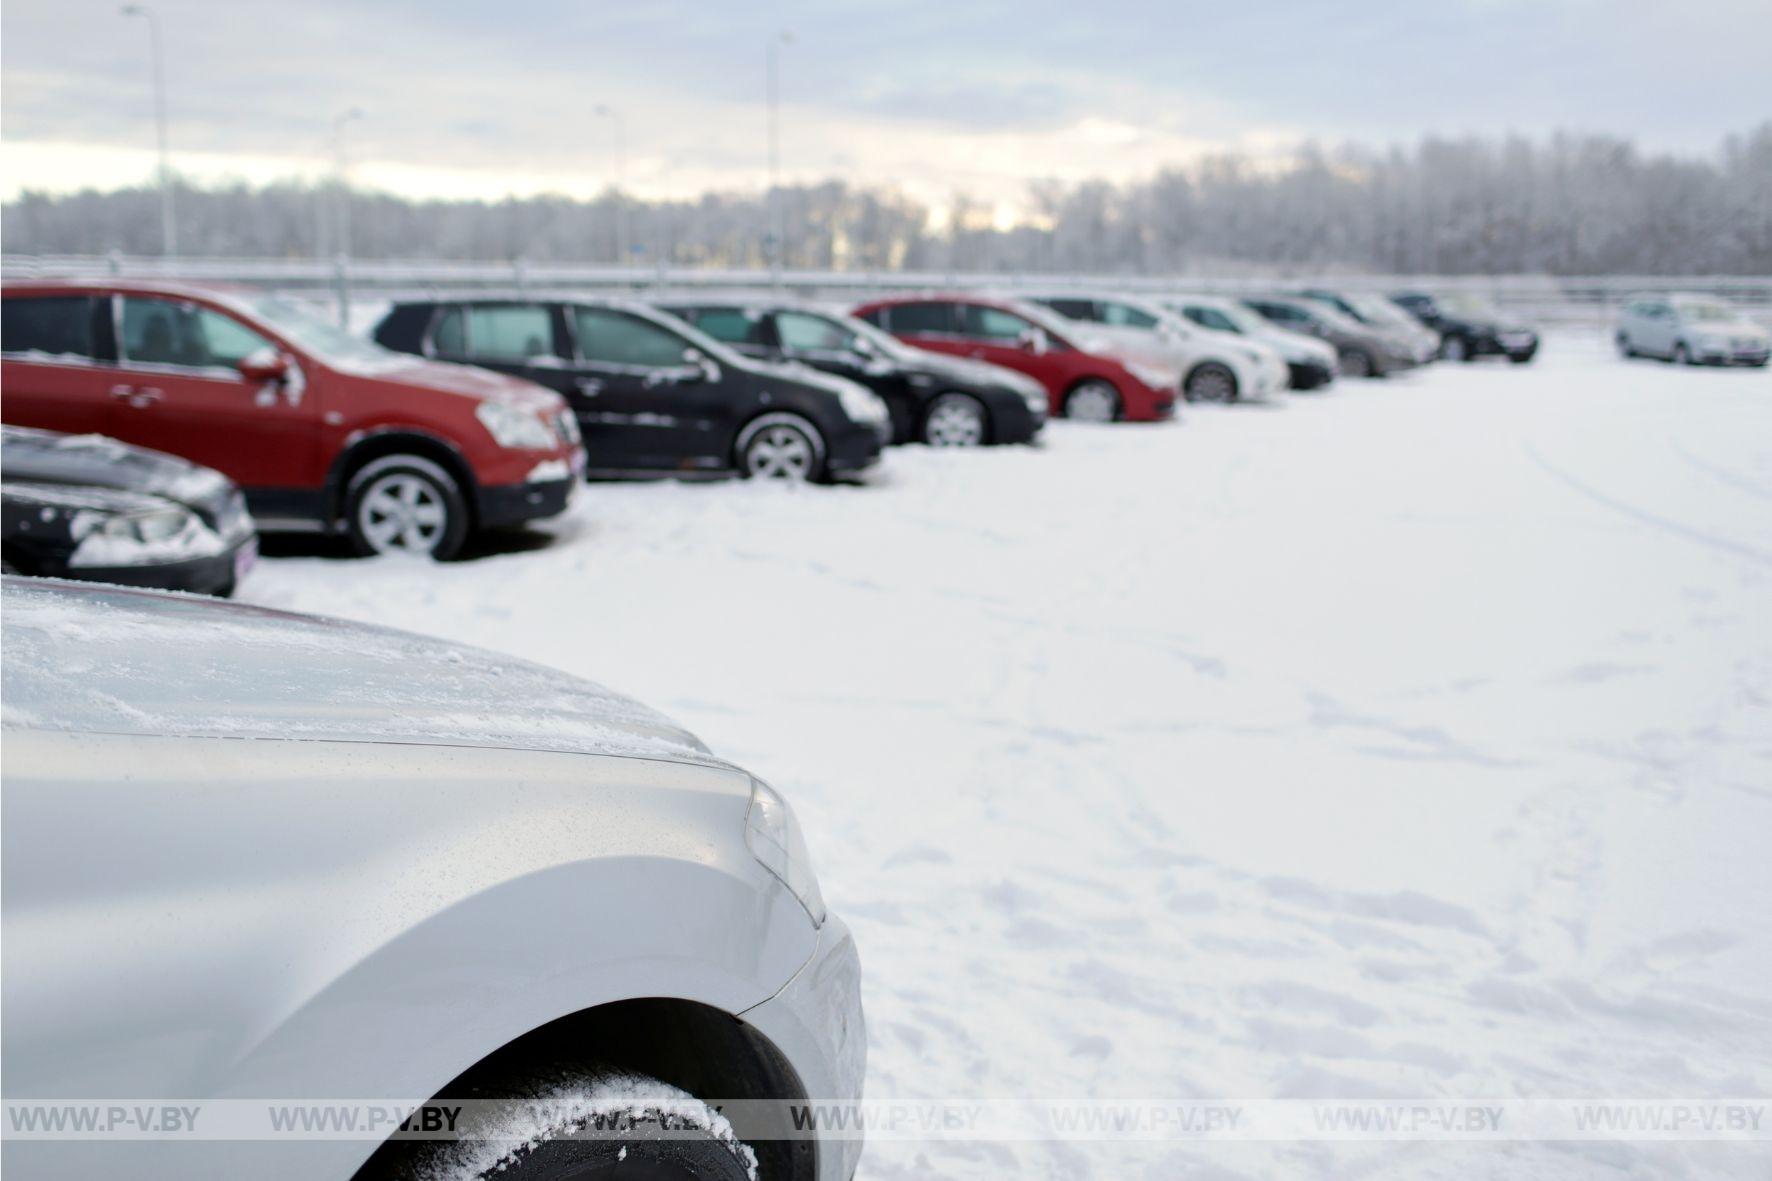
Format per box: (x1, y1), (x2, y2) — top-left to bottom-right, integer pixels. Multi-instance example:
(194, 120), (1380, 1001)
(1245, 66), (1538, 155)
(1, 280), (584, 559)
(850, 294), (1178, 422)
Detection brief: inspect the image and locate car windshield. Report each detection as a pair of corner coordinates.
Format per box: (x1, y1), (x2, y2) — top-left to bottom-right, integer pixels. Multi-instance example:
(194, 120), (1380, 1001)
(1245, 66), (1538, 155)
(1440, 293), (1504, 320)
(827, 310), (920, 360)
(244, 296), (392, 365)
(1178, 299), (1265, 335)
(1681, 301), (1743, 323)
(637, 305), (747, 367)
(1350, 294), (1415, 327)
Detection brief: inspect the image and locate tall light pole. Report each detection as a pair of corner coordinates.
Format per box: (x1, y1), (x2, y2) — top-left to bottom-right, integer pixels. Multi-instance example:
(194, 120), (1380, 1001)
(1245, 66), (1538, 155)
(331, 107), (365, 328)
(766, 29), (794, 286)
(594, 104), (629, 267)
(332, 107), (365, 256)
(120, 4), (174, 256)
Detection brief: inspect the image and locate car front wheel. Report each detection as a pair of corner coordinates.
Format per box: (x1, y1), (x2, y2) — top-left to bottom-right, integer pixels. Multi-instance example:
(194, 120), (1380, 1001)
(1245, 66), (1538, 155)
(1616, 332), (1636, 358)
(922, 392), (988, 446)
(401, 1075), (756, 1181)
(1063, 380), (1121, 422)
(736, 413), (824, 481)
(1440, 335), (1470, 362)
(1184, 363), (1238, 403)
(1674, 342), (1694, 365)
(1338, 347), (1374, 378)
(345, 454), (469, 560)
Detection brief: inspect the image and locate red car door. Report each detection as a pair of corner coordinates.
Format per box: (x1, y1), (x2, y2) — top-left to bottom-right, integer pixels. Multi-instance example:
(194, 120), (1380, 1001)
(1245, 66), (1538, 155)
(107, 294), (318, 493)
(0, 293), (116, 435)
(955, 303), (1060, 389)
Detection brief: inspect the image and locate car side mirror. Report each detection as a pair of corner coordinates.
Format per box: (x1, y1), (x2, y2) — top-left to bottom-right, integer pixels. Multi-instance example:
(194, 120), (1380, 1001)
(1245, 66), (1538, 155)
(237, 348), (291, 384)
(1019, 328), (1050, 356)
(681, 347), (720, 383)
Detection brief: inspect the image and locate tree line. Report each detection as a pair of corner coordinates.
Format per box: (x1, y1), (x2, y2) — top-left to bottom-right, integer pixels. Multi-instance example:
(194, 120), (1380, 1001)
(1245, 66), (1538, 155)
(6, 124), (1769, 275)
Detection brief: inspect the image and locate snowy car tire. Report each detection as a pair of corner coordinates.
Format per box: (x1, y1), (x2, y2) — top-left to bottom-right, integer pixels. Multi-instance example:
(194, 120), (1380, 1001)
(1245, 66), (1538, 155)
(1673, 342), (1693, 366)
(1440, 335), (1471, 362)
(1184, 363), (1239, 403)
(345, 454), (469, 561)
(399, 1076), (757, 1181)
(1063, 380), (1121, 422)
(736, 413), (824, 481)
(1616, 332), (1636, 358)
(922, 392), (988, 446)
(1338, 347), (1375, 379)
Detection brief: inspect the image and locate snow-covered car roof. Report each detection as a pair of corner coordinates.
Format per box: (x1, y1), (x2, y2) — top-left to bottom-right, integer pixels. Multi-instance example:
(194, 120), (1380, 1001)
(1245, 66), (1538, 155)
(0, 578), (720, 766)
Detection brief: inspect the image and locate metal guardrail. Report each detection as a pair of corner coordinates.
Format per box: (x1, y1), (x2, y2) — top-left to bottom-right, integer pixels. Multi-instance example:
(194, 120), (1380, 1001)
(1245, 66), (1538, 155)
(6, 255), (1771, 329)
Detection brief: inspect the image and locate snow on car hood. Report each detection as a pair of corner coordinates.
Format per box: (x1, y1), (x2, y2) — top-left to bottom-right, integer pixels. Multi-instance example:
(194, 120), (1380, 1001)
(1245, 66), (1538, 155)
(0, 578), (719, 766)
(0, 426), (235, 512)
(1082, 324), (1192, 371)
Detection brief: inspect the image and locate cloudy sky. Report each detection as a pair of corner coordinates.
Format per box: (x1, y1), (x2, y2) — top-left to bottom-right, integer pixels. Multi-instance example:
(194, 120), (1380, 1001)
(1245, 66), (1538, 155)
(4, 0), (1770, 221)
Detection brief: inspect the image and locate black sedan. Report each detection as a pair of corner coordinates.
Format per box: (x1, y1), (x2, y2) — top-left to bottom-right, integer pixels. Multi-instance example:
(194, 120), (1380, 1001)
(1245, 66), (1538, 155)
(0, 426), (257, 594)
(660, 300), (1048, 447)
(373, 299), (891, 482)
(1391, 292), (1540, 363)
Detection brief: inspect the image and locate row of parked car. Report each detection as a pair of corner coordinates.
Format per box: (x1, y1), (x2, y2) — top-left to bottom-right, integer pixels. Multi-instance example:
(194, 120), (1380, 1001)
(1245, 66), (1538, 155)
(0, 278), (1551, 591)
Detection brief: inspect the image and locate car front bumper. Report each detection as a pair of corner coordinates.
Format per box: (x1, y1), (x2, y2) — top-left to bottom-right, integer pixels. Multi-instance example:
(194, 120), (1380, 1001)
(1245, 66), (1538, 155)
(740, 913), (867, 1181)
(827, 423), (888, 474)
(477, 470), (578, 529)
(983, 392), (1046, 444)
(56, 533), (255, 596)
(1287, 359), (1336, 389)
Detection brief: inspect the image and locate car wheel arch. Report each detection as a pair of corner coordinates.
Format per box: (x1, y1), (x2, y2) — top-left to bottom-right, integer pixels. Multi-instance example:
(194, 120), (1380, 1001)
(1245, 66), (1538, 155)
(325, 429), (480, 530)
(732, 409), (828, 469)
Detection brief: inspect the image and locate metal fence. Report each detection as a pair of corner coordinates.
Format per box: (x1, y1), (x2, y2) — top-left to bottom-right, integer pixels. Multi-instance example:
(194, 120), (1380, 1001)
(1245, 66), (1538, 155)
(6, 254), (1772, 330)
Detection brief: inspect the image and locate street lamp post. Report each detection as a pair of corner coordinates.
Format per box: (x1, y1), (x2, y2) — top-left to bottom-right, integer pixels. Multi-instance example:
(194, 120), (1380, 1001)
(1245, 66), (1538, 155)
(766, 30), (793, 286)
(594, 104), (629, 268)
(120, 4), (175, 257)
(331, 107), (365, 327)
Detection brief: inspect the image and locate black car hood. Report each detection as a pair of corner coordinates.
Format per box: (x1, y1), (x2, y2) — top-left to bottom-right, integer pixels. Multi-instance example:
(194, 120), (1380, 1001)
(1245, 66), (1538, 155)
(0, 427), (235, 514)
(895, 349), (1024, 389)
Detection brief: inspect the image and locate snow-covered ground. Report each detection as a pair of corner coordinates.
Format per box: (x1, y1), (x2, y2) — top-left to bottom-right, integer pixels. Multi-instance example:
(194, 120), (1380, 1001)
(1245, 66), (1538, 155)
(244, 336), (1772, 1180)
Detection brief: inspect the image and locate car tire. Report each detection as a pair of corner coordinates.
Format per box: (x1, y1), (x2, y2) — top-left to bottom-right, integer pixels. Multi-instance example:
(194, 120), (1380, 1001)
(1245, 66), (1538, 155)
(398, 1077), (755, 1181)
(922, 392), (989, 446)
(1338, 347), (1375, 379)
(1184, 363), (1238, 403)
(1616, 332), (1637, 358)
(1063, 380), (1121, 422)
(1440, 335), (1471, 362)
(1674, 342), (1692, 365)
(344, 454), (470, 561)
(736, 412), (824, 481)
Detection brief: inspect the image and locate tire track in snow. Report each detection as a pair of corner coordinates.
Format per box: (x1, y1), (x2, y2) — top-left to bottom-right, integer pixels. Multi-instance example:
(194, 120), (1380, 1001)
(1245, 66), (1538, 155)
(1522, 441), (1772, 568)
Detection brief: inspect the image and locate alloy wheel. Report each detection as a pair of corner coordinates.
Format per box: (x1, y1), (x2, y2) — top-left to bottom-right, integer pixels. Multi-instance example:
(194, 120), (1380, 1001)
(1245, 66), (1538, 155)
(1065, 382), (1119, 422)
(924, 395), (987, 446)
(746, 426), (815, 480)
(357, 472), (448, 554)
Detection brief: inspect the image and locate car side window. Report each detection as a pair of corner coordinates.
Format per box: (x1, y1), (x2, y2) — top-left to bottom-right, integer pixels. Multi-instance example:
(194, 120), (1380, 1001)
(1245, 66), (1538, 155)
(885, 302), (957, 335)
(1102, 302), (1159, 329)
(1, 296), (97, 360)
(573, 307), (691, 368)
(776, 311), (857, 354)
(962, 304), (1037, 342)
(119, 297), (274, 371)
(463, 305), (557, 362)
(683, 308), (763, 346)
(1042, 298), (1097, 321)
(431, 307), (467, 354)
(1191, 307), (1240, 333)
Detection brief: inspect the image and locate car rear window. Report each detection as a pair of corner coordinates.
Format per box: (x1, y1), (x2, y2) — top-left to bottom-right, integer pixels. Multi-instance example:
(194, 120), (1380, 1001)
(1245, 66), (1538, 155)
(2, 296), (96, 360)
(885, 302), (957, 335)
(573, 307), (691, 368)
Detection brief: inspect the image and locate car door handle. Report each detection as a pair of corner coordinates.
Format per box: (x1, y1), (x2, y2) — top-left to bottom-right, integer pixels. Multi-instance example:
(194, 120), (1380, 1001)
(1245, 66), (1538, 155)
(574, 378), (603, 397)
(109, 384), (164, 406)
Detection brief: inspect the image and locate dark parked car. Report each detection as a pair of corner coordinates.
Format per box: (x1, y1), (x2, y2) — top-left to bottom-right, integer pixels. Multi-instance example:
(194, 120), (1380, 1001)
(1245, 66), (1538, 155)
(1242, 296), (1417, 379)
(1391, 292), (1540, 363)
(374, 299), (891, 481)
(1, 280), (583, 560)
(659, 300), (1047, 447)
(0, 425), (256, 594)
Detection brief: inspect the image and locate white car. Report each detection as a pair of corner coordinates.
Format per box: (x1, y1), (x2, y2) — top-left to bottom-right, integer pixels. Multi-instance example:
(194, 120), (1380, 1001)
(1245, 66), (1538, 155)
(1165, 295), (1340, 390)
(1, 578), (865, 1181)
(1025, 293), (1290, 403)
(1616, 294), (1771, 367)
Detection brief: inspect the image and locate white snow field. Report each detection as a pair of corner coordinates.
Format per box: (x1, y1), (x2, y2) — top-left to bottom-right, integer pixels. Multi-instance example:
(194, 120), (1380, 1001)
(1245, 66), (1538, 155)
(245, 335), (1772, 1180)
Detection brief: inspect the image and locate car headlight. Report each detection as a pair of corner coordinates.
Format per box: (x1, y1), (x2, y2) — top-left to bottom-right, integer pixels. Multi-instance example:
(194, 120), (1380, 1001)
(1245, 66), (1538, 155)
(746, 779), (827, 926)
(475, 401), (557, 450)
(835, 381), (889, 426)
(1125, 361), (1175, 390)
(68, 507), (221, 568)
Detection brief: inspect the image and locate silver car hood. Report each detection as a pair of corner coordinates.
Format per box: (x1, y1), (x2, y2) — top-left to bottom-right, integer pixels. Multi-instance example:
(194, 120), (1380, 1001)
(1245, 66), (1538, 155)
(0, 578), (719, 766)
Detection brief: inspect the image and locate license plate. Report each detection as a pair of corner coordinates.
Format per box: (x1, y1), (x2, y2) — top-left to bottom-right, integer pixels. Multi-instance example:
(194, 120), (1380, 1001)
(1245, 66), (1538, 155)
(234, 538), (259, 583)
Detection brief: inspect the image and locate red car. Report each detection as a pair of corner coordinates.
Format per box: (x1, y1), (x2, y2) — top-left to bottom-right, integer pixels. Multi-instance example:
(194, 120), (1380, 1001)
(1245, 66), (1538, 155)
(1, 280), (584, 559)
(850, 294), (1179, 422)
